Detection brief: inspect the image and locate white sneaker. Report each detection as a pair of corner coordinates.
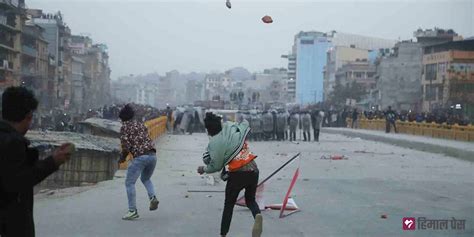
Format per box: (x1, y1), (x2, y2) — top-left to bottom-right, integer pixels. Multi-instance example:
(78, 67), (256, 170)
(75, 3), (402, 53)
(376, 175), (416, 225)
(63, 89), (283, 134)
(252, 214), (263, 237)
(122, 210), (139, 220)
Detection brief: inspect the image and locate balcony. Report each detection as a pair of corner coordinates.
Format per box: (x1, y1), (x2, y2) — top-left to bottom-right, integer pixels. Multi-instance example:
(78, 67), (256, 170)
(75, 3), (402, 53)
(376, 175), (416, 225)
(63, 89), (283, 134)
(22, 45), (37, 58)
(0, 59), (13, 71)
(0, 14), (17, 31)
(0, 0), (20, 8)
(0, 37), (14, 50)
(21, 67), (38, 77)
(0, 0), (21, 8)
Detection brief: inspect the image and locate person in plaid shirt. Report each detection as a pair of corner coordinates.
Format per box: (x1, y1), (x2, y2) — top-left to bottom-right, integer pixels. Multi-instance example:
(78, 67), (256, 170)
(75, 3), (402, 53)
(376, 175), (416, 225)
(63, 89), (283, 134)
(119, 104), (159, 220)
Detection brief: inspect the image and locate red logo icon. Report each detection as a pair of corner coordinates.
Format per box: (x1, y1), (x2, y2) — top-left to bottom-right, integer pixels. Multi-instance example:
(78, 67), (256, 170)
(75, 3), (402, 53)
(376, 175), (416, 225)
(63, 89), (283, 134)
(403, 217), (416, 230)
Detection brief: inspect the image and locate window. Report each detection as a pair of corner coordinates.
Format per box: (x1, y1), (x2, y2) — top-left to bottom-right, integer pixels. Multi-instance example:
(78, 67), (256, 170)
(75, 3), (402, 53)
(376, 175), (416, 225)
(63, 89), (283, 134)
(438, 85), (443, 101)
(425, 85), (436, 100)
(354, 72), (363, 78)
(300, 39), (314, 44)
(425, 64), (437, 81)
(438, 63), (446, 73)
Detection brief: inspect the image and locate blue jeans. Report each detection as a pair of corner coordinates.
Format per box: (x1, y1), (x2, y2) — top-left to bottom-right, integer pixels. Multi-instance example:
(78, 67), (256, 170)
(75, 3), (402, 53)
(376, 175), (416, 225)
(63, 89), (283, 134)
(126, 154), (157, 211)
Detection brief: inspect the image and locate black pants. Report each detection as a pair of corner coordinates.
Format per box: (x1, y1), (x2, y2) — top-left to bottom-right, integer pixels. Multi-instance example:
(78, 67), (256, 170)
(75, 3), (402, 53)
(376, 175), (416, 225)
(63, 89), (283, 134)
(264, 132), (272, 141)
(221, 171), (261, 235)
(303, 131), (310, 141)
(290, 130), (296, 141)
(276, 132), (284, 141)
(0, 210), (35, 237)
(314, 128), (320, 142)
(385, 121), (397, 133)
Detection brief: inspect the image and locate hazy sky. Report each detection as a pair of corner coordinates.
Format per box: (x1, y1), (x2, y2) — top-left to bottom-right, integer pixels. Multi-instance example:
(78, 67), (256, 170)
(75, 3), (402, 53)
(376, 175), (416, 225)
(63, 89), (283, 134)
(27, 0), (473, 79)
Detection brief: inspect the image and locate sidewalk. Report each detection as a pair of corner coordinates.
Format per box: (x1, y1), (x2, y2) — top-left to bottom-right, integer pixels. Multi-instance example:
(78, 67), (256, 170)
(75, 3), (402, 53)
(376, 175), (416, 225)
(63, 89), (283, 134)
(323, 127), (474, 162)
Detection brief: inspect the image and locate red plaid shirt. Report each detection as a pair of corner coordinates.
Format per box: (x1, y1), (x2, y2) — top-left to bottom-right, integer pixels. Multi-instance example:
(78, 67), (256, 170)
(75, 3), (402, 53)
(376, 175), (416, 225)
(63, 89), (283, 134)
(120, 121), (155, 158)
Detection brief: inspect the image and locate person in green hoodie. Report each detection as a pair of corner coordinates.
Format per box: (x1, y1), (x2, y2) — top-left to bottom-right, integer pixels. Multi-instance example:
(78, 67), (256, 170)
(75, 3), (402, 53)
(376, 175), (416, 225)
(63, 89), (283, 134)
(197, 112), (263, 237)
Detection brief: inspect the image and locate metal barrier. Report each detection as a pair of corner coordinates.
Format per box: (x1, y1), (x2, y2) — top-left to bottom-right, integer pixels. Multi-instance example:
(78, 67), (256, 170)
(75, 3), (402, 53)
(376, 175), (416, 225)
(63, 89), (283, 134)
(119, 116), (168, 169)
(352, 119), (474, 142)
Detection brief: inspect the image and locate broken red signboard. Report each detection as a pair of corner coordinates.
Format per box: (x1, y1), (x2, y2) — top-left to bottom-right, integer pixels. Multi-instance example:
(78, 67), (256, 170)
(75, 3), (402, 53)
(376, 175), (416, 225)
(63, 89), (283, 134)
(236, 153), (302, 217)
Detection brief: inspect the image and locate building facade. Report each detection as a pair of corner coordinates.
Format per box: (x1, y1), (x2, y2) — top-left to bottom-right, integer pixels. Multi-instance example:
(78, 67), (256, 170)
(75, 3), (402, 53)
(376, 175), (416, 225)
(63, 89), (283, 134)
(324, 46), (370, 100)
(70, 56), (84, 114)
(285, 30), (396, 105)
(295, 31), (330, 104)
(253, 68), (288, 104)
(31, 11), (71, 109)
(20, 23), (50, 112)
(421, 39), (474, 119)
(0, 0), (24, 89)
(374, 41), (423, 111)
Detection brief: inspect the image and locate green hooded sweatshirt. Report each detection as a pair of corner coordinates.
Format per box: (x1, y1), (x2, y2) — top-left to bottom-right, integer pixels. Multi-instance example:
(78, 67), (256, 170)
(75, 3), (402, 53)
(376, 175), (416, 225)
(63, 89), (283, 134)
(203, 120), (250, 174)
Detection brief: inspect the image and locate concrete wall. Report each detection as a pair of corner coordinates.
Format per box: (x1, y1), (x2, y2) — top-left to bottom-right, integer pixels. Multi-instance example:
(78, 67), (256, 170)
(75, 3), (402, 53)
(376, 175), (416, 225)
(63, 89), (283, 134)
(376, 42), (423, 111)
(37, 149), (119, 188)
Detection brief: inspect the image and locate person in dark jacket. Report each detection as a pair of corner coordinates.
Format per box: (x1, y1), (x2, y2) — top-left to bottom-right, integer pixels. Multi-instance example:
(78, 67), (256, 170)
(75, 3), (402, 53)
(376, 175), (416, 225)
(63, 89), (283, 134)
(351, 108), (359, 129)
(384, 106), (397, 133)
(0, 87), (72, 237)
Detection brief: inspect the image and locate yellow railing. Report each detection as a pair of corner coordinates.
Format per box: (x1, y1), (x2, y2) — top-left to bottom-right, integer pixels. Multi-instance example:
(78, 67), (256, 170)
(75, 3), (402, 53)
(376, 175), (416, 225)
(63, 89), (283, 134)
(119, 116), (168, 169)
(351, 119), (474, 142)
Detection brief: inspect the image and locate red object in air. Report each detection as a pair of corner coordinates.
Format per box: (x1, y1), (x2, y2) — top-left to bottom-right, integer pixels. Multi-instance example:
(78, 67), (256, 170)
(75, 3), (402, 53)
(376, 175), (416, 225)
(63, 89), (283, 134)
(262, 15), (273, 24)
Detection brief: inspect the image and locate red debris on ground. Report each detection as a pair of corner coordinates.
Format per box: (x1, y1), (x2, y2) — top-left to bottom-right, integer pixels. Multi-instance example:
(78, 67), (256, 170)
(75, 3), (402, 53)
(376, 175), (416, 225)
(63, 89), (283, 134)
(320, 155), (349, 160)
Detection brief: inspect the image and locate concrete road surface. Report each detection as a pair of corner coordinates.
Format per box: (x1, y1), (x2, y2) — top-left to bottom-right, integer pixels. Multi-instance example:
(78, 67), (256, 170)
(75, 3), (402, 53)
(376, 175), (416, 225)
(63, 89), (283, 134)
(35, 132), (474, 237)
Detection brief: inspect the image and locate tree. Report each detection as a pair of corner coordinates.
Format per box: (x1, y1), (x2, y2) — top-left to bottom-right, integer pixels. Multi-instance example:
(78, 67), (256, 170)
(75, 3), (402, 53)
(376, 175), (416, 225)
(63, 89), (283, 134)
(328, 81), (366, 109)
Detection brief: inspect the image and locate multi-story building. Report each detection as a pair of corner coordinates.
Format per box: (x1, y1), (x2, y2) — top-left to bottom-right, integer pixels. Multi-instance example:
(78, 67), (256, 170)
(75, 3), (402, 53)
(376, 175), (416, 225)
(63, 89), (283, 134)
(335, 60), (376, 90)
(69, 35), (92, 55)
(421, 39), (474, 119)
(111, 78), (137, 104)
(328, 31), (398, 51)
(0, 0), (25, 89)
(70, 56), (84, 114)
(253, 68), (288, 104)
(79, 44), (111, 110)
(20, 22), (49, 111)
(334, 60), (376, 109)
(414, 28), (463, 45)
(324, 46), (370, 100)
(281, 53), (296, 102)
(374, 28), (462, 111)
(31, 10), (71, 109)
(204, 73), (232, 101)
(374, 41), (423, 111)
(284, 30), (396, 105)
(294, 31), (330, 104)
(185, 79), (205, 104)
(156, 71), (177, 108)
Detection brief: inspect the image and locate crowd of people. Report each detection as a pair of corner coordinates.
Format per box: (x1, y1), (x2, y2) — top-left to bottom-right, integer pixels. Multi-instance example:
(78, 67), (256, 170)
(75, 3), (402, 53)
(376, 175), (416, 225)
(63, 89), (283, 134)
(318, 107), (472, 131)
(362, 108), (471, 126)
(32, 103), (168, 132)
(170, 106), (206, 135)
(237, 110), (325, 142)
